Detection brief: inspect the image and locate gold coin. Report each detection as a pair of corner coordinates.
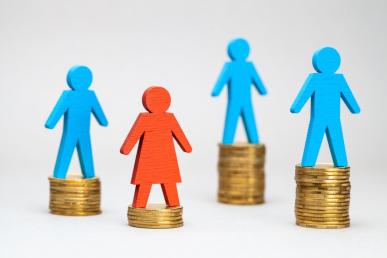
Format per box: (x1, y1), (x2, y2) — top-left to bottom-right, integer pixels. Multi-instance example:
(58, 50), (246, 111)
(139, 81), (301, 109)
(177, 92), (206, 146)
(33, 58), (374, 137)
(127, 204), (183, 229)
(296, 218), (350, 225)
(296, 193), (350, 198)
(295, 164), (350, 172)
(218, 198), (264, 205)
(128, 217), (183, 224)
(295, 211), (348, 217)
(296, 221), (349, 229)
(298, 185), (350, 189)
(296, 214), (349, 221)
(128, 222), (183, 229)
(295, 206), (349, 213)
(128, 220), (184, 226)
(295, 202), (349, 208)
(295, 173), (349, 178)
(295, 171), (350, 177)
(296, 189), (350, 195)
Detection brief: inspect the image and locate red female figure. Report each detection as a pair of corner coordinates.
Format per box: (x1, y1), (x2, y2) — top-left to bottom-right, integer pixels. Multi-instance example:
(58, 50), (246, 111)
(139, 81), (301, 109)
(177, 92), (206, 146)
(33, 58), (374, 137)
(120, 86), (192, 208)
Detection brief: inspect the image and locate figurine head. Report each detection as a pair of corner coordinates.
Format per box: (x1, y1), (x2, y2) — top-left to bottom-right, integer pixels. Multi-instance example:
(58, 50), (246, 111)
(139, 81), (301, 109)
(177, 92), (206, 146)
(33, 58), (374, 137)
(312, 47), (341, 74)
(228, 38), (250, 61)
(67, 65), (93, 90)
(142, 86), (171, 113)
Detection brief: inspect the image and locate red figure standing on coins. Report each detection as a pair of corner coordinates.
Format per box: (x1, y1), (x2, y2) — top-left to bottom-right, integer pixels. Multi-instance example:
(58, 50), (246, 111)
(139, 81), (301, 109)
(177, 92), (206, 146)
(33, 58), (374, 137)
(120, 86), (192, 208)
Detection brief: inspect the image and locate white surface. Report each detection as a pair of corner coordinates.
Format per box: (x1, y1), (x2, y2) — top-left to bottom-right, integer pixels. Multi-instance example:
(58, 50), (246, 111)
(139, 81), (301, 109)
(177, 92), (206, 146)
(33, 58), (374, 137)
(1, 170), (386, 258)
(1, 0), (387, 257)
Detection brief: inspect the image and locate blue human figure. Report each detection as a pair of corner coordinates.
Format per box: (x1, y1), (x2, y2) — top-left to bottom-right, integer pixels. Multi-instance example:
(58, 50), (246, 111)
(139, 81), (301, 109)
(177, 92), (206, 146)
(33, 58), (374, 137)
(211, 38), (268, 144)
(45, 65), (108, 179)
(290, 47), (360, 167)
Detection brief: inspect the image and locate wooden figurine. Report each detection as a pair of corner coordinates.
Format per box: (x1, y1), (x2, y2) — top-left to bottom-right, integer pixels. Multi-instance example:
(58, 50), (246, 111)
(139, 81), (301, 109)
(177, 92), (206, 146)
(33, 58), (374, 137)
(120, 86), (192, 208)
(211, 38), (267, 144)
(45, 65), (107, 216)
(290, 47), (360, 167)
(290, 47), (360, 229)
(45, 65), (108, 179)
(211, 39), (268, 205)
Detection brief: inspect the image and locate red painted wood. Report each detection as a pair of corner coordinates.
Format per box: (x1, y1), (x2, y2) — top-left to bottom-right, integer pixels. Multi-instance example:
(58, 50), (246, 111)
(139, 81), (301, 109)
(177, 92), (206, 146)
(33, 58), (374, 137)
(120, 86), (192, 208)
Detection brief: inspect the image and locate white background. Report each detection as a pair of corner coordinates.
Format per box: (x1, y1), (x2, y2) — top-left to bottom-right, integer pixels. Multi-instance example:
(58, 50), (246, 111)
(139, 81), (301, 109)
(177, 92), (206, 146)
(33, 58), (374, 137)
(0, 0), (386, 257)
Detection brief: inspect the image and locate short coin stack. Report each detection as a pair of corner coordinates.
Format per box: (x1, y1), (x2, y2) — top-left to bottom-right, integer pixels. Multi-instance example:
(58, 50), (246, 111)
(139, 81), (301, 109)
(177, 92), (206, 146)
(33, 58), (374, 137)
(49, 175), (101, 216)
(295, 164), (350, 229)
(218, 143), (265, 205)
(128, 204), (183, 229)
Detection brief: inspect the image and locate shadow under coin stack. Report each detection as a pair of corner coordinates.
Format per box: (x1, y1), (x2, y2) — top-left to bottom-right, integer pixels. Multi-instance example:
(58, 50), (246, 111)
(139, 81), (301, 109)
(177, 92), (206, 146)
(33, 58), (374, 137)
(128, 204), (183, 229)
(295, 164), (351, 229)
(218, 143), (266, 204)
(49, 175), (101, 216)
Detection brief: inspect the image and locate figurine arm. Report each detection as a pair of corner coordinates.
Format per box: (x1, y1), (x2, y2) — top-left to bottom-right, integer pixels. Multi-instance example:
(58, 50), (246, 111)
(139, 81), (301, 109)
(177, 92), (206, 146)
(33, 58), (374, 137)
(211, 63), (231, 97)
(120, 114), (145, 155)
(91, 92), (109, 126)
(170, 114), (192, 153)
(45, 91), (70, 129)
(340, 77), (361, 114)
(250, 64), (267, 95)
(290, 74), (315, 113)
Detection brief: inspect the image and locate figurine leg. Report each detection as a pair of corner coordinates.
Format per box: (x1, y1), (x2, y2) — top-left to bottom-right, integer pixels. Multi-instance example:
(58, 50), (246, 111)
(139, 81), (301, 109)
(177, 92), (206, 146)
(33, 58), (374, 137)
(301, 120), (326, 167)
(161, 183), (180, 207)
(326, 122), (348, 167)
(223, 104), (240, 144)
(132, 184), (152, 208)
(53, 134), (77, 179)
(242, 104), (259, 144)
(77, 134), (95, 178)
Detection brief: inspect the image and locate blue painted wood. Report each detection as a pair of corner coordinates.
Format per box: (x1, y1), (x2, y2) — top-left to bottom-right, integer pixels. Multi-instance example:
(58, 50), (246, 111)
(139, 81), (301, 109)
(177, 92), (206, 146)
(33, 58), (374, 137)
(211, 38), (268, 144)
(45, 65), (108, 179)
(290, 47), (360, 167)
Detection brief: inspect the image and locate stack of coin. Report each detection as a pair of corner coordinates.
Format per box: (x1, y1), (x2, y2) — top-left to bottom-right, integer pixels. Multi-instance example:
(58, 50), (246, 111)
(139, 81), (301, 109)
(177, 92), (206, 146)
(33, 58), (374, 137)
(295, 164), (350, 229)
(128, 204), (183, 229)
(49, 175), (101, 216)
(218, 143), (265, 205)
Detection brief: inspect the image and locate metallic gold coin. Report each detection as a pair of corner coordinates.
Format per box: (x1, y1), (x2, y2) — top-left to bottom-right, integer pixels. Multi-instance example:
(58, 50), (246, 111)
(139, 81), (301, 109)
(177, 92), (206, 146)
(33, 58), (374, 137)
(49, 175), (101, 216)
(128, 219), (184, 226)
(296, 214), (350, 221)
(295, 202), (349, 208)
(219, 179), (264, 185)
(297, 185), (350, 189)
(296, 189), (350, 195)
(295, 171), (349, 175)
(296, 221), (349, 229)
(128, 222), (184, 229)
(295, 211), (348, 217)
(219, 143), (265, 153)
(296, 196), (350, 201)
(217, 143), (265, 206)
(127, 204), (183, 229)
(297, 183), (351, 188)
(128, 217), (183, 224)
(295, 206), (349, 212)
(50, 211), (101, 216)
(295, 163), (350, 172)
(294, 174), (349, 182)
(218, 198), (264, 205)
(296, 193), (350, 199)
(296, 218), (350, 225)
(296, 207), (349, 211)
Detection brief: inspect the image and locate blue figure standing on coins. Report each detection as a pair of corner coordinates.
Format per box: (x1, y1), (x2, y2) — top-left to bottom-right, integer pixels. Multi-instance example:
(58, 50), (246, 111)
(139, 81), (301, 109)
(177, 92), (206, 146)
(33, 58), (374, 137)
(290, 47), (360, 167)
(211, 38), (268, 144)
(45, 65), (108, 179)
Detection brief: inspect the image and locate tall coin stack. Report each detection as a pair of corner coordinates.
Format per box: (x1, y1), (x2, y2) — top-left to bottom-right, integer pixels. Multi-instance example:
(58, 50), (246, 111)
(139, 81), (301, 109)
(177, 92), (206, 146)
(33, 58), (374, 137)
(128, 204), (183, 229)
(218, 143), (266, 205)
(295, 164), (350, 229)
(49, 175), (101, 216)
